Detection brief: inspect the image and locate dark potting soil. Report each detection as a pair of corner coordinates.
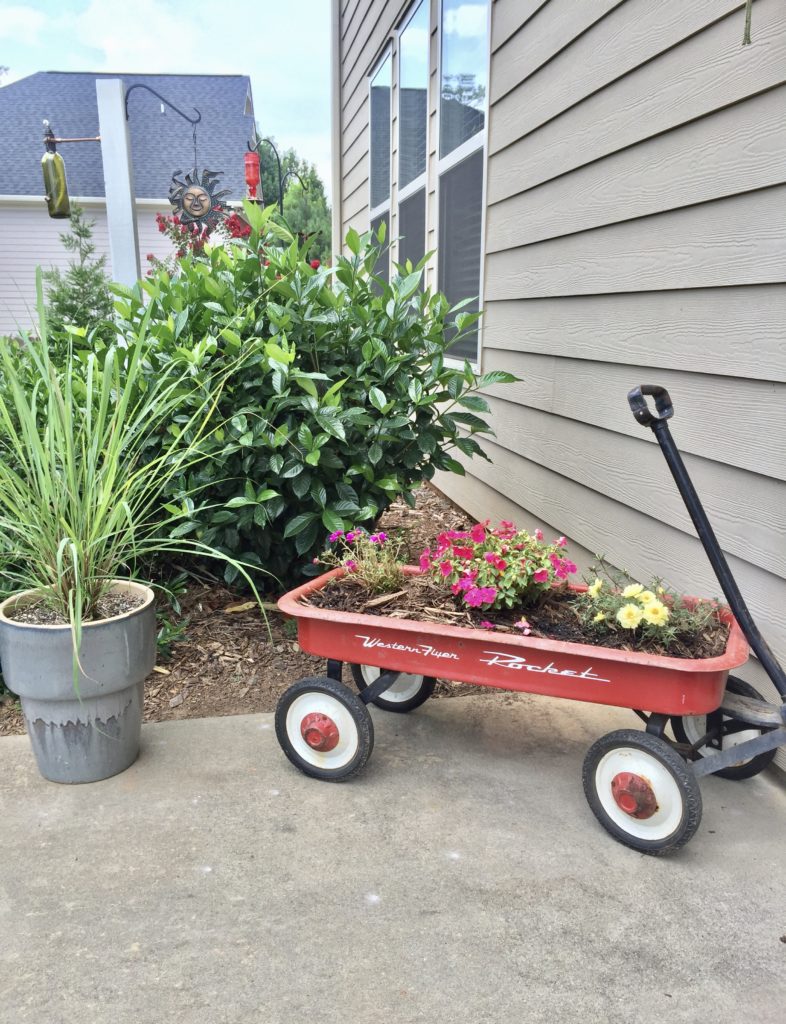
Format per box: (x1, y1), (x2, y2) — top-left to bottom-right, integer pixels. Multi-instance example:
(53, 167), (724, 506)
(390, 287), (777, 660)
(304, 574), (730, 661)
(5, 590), (145, 626)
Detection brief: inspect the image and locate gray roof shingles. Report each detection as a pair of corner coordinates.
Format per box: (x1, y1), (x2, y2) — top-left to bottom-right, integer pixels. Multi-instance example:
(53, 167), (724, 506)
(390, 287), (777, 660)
(0, 71), (256, 200)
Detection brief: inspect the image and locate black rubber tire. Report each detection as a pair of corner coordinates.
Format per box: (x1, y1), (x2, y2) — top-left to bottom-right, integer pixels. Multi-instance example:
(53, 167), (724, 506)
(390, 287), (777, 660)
(275, 676), (374, 782)
(671, 675), (778, 781)
(350, 663), (436, 713)
(583, 729), (702, 856)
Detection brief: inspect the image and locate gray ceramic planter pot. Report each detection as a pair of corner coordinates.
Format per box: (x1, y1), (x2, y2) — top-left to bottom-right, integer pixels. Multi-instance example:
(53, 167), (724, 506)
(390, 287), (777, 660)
(0, 581), (156, 784)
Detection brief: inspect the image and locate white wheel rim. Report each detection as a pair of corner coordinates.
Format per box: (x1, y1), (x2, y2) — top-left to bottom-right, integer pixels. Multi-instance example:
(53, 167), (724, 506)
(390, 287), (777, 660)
(360, 664), (425, 704)
(595, 747), (685, 842)
(286, 692), (359, 771)
(680, 714), (759, 765)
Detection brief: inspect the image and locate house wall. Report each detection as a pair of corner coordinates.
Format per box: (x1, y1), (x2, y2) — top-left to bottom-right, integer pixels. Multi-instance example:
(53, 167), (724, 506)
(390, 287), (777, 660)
(0, 199), (172, 336)
(336, 1), (786, 764)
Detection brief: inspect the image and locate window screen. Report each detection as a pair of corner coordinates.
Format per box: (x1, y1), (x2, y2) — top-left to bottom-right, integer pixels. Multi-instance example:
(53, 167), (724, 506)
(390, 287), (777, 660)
(370, 56), (392, 210)
(398, 187), (426, 270)
(438, 148), (483, 362)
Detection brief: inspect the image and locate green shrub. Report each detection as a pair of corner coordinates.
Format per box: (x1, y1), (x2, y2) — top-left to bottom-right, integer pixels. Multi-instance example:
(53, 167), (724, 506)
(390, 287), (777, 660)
(42, 204), (115, 345)
(113, 205), (515, 585)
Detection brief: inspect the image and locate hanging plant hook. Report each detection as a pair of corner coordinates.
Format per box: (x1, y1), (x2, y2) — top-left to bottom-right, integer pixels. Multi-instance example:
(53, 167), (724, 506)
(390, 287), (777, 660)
(247, 136), (308, 215)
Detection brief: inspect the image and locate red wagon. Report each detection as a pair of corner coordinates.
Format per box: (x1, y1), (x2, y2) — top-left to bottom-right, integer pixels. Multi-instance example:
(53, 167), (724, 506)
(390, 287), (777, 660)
(274, 387), (786, 855)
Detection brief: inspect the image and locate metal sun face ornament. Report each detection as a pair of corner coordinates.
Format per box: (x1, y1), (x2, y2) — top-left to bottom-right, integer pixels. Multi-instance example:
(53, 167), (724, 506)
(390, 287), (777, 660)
(168, 167), (231, 233)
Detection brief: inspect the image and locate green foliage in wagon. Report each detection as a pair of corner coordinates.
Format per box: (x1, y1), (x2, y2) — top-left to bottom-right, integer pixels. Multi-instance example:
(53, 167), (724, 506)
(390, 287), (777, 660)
(113, 204), (515, 584)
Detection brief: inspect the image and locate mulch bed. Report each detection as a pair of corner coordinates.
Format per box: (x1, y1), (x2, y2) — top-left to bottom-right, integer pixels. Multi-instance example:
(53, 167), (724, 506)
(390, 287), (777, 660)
(0, 485), (478, 738)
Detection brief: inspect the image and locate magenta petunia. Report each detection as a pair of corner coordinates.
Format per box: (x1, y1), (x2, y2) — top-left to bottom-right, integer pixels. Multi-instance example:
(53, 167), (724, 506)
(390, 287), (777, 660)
(470, 523), (486, 544)
(533, 568), (549, 583)
(440, 560), (454, 577)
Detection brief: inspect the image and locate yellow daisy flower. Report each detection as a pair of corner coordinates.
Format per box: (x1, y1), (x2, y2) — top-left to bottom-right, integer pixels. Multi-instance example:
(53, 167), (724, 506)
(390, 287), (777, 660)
(622, 583), (644, 599)
(637, 590), (657, 606)
(643, 601), (670, 627)
(587, 578), (603, 599)
(593, 611), (606, 623)
(616, 603), (643, 629)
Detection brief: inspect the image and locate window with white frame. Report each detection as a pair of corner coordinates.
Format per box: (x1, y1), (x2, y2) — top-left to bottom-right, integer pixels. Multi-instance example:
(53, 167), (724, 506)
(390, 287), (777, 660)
(369, 51), (392, 283)
(397, 0), (429, 270)
(437, 0), (489, 363)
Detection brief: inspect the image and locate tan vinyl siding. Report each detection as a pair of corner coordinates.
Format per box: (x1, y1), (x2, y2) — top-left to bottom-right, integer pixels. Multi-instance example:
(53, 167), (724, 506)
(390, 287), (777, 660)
(335, 0), (786, 770)
(0, 202), (172, 336)
(440, 0), (786, 765)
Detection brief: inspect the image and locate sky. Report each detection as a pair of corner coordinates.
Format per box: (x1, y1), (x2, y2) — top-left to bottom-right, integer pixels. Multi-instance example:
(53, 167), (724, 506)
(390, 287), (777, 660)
(0, 0), (334, 199)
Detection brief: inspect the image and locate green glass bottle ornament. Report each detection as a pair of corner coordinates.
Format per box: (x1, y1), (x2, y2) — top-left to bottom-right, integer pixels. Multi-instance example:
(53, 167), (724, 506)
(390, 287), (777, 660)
(42, 150), (70, 219)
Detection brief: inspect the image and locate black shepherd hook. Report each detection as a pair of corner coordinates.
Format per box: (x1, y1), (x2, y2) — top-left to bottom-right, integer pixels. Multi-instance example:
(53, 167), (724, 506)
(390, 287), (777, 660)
(125, 84), (202, 167)
(247, 137), (308, 215)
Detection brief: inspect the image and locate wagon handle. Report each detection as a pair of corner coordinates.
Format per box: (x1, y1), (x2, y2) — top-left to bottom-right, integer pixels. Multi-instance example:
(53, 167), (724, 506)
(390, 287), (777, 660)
(627, 384), (786, 707)
(627, 384), (674, 426)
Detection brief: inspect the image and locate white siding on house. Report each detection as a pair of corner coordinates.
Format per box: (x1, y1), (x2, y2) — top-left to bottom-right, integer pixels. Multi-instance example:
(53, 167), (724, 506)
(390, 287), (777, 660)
(0, 200), (172, 336)
(334, 0), (786, 768)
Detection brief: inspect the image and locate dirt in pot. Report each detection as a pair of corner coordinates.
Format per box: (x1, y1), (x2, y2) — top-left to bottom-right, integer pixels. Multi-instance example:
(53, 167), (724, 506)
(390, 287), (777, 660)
(4, 590), (145, 626)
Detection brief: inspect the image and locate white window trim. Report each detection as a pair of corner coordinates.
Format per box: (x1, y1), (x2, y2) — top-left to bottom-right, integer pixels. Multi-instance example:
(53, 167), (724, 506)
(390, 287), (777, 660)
(434, 0), (492, 370)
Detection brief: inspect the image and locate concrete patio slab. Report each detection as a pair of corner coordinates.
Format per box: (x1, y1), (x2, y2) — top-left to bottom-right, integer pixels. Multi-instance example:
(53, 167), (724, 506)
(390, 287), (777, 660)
(1, 692), (784, 1024)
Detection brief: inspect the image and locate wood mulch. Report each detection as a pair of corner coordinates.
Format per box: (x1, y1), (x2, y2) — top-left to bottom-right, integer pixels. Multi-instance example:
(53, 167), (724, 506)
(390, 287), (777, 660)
(307, 575), (729, 659)
(0, 485), (477, 738)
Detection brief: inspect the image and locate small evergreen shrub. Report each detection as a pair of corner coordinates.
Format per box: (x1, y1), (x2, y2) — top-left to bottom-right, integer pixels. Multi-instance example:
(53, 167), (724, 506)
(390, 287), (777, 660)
(113, 205), (515, 584)
(42, 204), (115, 344)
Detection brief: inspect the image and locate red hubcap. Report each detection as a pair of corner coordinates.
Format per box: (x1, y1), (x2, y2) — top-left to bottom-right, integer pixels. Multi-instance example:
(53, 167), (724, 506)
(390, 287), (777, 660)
(301, 712), (340, 752)
(611, 771), (658, 819)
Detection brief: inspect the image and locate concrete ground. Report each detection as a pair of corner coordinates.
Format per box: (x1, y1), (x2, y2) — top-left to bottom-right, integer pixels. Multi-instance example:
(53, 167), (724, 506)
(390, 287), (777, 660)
(1, 692), (784, 1024)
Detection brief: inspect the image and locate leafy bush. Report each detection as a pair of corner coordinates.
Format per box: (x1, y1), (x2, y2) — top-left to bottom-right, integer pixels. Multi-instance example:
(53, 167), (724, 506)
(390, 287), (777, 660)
(113, 205), (515, 584)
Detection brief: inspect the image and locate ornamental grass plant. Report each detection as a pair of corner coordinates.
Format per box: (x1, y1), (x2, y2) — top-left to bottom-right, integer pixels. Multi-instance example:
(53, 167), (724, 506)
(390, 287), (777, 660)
(0, 274), (264, 670)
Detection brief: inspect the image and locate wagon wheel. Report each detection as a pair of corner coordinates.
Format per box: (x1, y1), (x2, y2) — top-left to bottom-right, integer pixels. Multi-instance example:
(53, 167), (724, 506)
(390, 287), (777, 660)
(583, 729), (702, 855)
(275, 676), (374, 781)
(351, 663), (436, 713)
(671, 675), (778, 781)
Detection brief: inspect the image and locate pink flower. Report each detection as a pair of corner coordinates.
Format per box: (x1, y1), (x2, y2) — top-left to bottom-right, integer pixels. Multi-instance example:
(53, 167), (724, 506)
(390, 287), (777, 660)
(419, 549), (432, 571)
(484, 552), (496, 563)
(463, 588), (485, 608)
(514, 619), (532, 635)
(533, 569), (549, 583)
(345, 531), (357, 542)
(480, 621), (495, 630)
(439, 560), (453, 577)
(452, 546), (474, 559)
(478, 586), (497, 603)
(470, 523), (486, 544)
(369, 532), (387, 544)
(556, 536), (567, 547)
(534, 529), (544, 541)
(564, 560), (578, 574)
(328, 530), (344, 543)
(344, 559), (357, 571)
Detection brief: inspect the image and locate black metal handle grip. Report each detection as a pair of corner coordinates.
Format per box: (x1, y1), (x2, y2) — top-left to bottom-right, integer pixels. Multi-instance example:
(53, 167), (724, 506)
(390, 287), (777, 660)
(627, 385), (674, 427)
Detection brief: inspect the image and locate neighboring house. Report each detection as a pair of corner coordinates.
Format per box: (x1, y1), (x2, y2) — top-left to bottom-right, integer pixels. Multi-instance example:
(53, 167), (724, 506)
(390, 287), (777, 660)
(0, 71), (255, 334)
(331, 0), (786, 760)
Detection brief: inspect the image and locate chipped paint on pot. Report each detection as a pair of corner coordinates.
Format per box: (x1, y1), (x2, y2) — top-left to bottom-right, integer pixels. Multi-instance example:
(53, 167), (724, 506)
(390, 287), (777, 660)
(0, 581), (156, 784)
